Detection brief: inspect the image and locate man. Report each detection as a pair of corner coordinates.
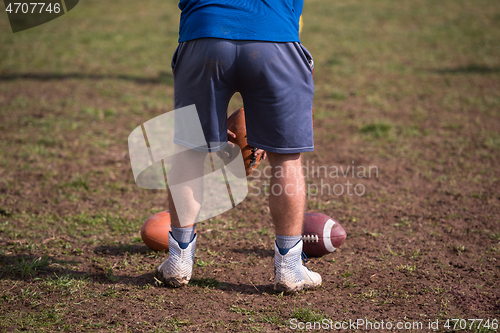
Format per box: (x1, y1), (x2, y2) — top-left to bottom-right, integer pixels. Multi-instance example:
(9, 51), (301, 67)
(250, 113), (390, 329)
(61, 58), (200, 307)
(156, 0), (321, 292)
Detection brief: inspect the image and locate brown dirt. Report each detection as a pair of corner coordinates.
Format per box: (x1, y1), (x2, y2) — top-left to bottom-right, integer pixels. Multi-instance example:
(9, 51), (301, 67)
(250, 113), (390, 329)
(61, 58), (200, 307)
(0, 74), (499, 332)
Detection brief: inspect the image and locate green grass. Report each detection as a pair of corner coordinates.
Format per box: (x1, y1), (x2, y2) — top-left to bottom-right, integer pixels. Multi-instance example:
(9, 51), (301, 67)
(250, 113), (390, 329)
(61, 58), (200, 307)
(188, 277), (221, 288)
(360, 122), (393, 138)
(1, 309), (65, 330)
(10, 255), (50, 278)
(230, 305), (256, 315)
(43, 273), (90, 293)
(0, 211), (145, 241)
(291, 306), (326, 322)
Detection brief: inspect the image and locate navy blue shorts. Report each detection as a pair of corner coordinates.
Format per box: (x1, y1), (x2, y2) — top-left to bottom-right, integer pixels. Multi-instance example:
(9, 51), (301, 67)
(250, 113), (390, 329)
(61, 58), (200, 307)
(172, 38), (314, 154)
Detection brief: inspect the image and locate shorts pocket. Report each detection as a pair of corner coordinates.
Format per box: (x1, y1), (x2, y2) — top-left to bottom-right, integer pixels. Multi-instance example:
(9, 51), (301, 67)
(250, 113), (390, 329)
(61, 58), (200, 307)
(171, 42), (184, 73)
(299, 43), (314, 72)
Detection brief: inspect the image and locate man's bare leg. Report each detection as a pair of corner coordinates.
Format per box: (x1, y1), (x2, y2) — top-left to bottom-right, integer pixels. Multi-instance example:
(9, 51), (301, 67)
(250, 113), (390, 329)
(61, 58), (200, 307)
(267, 152), (322, 292)
(267, 152), (304, 236)
(167, 146), (207, 229)
(168, 188), (195, 229)
(157, 146), (206, 286)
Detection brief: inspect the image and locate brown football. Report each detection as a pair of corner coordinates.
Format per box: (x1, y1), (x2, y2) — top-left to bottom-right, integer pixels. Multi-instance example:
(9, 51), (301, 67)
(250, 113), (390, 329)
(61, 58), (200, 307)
(140, 211), (172, 251)
(302, 213), (347, 257)
(227, 108), (263, 176)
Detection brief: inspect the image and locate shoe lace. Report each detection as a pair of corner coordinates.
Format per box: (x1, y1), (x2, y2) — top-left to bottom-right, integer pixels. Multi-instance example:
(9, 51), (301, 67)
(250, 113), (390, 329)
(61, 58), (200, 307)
(301, 252), (308, 264)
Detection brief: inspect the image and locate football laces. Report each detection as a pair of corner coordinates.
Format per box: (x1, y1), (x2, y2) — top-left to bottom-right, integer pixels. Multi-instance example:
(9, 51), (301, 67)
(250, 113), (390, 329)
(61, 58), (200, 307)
(301, 235), (319, 242)
(249, 147), (259, 167)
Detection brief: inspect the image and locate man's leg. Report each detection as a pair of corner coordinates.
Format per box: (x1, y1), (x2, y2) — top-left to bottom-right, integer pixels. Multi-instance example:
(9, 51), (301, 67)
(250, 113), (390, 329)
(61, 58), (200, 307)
(267, 152), (304, 236)
(268, 152), (322, 292)
(157, 147), (206, 287)
(167, 147), (206, 229)
(159, 38), (238, 286)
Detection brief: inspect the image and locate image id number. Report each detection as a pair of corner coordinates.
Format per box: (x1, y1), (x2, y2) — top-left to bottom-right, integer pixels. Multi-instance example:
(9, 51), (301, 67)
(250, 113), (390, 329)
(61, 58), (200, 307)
(444, 318), (498, 330)
(6, 2), (61, 14)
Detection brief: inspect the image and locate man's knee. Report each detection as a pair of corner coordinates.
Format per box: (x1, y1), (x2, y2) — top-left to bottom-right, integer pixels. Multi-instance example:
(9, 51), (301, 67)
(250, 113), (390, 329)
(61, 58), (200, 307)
(267, 152), (304, 182)
(267, 152), (301, 167)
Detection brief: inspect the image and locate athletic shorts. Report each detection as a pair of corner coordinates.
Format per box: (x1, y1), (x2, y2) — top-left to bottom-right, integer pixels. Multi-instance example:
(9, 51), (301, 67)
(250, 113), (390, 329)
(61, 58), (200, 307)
(172, 38), (314, 154)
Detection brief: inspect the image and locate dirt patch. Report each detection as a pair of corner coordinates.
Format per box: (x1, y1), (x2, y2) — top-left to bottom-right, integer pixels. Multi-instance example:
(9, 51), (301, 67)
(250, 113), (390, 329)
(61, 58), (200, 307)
(1, 5), (500, 329)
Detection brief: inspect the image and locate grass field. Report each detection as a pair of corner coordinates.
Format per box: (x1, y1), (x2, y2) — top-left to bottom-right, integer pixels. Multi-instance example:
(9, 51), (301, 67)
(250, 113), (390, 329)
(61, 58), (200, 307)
(1, 0), (499, 331)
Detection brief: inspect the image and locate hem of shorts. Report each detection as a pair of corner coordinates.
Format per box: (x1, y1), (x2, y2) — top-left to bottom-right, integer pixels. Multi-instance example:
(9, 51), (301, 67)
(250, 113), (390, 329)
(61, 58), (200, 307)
(178, 35), (301, 43)
(173, 139), (227, 153)
(247, 140), (314, 154)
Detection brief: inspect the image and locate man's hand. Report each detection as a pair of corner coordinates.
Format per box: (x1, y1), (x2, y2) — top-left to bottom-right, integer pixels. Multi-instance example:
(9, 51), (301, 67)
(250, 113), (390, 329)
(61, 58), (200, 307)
(227, 129), (266, 160)
(227, 108), (266, 175)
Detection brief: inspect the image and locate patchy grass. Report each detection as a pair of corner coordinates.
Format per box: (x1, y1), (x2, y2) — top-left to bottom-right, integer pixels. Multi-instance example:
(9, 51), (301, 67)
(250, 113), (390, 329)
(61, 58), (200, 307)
(291, 306), (326, 322)
(9, 255), (50, 278)
(0, 0), (499, 331)
(360, 122), (393, 138)
(189, 277), (221, 289)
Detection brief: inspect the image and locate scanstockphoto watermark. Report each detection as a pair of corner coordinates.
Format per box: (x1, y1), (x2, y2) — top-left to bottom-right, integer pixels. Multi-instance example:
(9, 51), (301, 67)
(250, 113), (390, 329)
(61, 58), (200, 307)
(290, 318), (426, 330)
(249, 160), (379, 198)
(290, 318), (499, 331)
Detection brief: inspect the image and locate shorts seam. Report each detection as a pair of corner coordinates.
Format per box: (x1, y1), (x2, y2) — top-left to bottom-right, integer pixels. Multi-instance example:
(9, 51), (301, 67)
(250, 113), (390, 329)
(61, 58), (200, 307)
(247, 140), (314, 154)
(173, 138), (228, 153)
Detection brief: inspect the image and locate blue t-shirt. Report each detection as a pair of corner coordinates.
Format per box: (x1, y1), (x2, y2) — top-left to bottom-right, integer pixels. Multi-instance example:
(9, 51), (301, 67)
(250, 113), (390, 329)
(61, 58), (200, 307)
(178, 0), (303, 43)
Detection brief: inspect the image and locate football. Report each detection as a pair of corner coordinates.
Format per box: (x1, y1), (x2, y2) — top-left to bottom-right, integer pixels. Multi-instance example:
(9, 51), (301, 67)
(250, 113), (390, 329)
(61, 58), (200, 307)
(140, 211), (172, 251)
(302, 213), (347, 257)
(227, 108), (263, 176)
